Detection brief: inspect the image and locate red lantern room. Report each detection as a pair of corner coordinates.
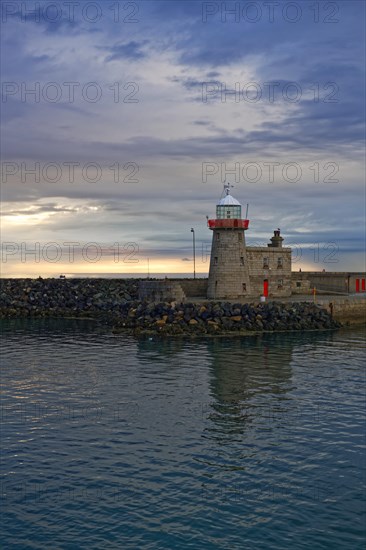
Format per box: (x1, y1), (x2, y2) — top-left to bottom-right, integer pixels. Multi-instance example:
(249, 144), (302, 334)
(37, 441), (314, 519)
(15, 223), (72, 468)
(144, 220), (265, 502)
(208, 184), (249, 230)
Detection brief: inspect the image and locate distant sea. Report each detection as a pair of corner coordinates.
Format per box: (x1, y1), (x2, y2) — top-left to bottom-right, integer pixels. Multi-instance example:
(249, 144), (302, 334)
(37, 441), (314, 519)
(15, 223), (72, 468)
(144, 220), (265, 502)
(1, 319), (365, 549)
(63, 273), (208, 279)
(1, 273), (208, 279)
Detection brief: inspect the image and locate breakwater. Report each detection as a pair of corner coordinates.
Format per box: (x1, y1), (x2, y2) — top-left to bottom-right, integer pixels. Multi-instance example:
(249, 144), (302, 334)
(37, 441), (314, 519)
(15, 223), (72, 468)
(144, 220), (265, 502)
(0, 278), (341, 336)
(0, 278), (139, 317)
(109, 301), (340, 335)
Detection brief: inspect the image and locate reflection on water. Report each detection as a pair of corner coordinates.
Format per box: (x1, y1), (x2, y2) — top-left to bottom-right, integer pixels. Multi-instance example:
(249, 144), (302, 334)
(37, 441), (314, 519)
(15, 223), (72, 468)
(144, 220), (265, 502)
(205, 336), (293, 441)
(1, 319), (365, 550)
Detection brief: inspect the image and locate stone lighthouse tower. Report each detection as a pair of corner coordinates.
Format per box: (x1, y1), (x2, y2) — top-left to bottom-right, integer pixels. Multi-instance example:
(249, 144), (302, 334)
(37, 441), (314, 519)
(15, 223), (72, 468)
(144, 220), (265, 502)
(207, 184), (251, 299)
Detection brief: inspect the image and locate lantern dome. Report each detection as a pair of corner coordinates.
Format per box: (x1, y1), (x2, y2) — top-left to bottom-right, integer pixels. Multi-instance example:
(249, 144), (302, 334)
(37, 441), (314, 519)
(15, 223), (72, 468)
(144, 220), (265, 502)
(218, 194), (241, 206)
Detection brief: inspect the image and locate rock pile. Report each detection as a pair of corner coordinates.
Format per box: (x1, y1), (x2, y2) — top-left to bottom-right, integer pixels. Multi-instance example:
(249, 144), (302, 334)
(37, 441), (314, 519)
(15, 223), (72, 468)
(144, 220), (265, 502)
(110, 301), (341, 335)
(0, 278), (139, 318)
(0, 278), (341, 335)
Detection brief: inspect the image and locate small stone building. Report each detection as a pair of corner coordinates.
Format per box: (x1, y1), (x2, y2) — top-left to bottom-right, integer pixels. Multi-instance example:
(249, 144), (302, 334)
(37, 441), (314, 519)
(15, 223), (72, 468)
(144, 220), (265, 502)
(246, 237), (292, 298)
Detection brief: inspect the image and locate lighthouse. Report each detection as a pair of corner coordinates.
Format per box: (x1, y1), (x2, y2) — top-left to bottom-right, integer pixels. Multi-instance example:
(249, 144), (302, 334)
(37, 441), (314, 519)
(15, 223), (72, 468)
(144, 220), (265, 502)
(207, 184), (251, 299)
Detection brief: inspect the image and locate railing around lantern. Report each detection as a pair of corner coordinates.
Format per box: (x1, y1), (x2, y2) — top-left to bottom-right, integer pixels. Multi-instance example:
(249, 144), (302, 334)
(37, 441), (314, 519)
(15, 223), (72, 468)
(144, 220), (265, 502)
(208, 219), (250, 230)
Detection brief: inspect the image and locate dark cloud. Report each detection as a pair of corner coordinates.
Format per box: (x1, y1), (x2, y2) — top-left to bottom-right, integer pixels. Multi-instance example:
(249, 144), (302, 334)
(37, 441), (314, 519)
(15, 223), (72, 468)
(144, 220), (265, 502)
(1, 0), (364, 273)
(104, 41), (149, 62)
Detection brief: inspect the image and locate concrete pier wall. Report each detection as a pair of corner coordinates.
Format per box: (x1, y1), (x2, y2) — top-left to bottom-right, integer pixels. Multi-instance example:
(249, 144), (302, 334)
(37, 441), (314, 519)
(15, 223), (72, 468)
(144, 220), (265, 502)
(171, 279), (208, 298)
(138, 281), (186, 303)
(316, 296), (366, 325)
(291, 272), (366, 294)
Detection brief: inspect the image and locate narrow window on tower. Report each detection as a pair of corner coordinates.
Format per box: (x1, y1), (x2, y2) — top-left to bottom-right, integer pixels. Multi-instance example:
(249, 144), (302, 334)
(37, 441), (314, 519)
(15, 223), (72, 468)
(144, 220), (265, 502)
(263, 257), (269, 269)
(214, 257), (218, 265)
(216, 233), (220, 241)
(277, 257), (283, 269)
(278, 279), (283, 289)
(240, 257), (244, 265)
(242, 283), (246, 292)
(238, 233), (243, 241)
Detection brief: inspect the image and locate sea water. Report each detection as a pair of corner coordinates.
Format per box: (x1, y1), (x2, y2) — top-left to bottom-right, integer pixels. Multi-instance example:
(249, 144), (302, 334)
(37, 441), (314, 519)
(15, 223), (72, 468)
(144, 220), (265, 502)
(1, 319), (365, 549)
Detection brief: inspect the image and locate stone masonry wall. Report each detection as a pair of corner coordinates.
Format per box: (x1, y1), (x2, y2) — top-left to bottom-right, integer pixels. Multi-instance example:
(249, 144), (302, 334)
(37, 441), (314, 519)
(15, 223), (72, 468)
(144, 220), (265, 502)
(171, 279), (208, 297)
(291, 277), (311, 294)
(207, 229), (251, 299)
(247, 247), (292, 297)
(138, 281), (186, 303)
(316, 296), (366, 325)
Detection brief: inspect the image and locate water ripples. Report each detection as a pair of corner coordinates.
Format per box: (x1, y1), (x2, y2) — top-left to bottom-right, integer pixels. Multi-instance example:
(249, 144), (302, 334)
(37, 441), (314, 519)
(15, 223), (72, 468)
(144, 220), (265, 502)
(1, 319), (365, 549)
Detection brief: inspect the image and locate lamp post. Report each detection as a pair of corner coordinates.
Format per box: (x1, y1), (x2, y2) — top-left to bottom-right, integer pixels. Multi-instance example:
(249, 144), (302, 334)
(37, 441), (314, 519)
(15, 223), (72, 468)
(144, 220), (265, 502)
(191, 228), (196, 279)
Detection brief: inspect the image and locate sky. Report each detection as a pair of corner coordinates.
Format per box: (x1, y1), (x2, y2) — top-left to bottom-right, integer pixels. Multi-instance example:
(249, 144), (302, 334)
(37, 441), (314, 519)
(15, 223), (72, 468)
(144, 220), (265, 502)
(1, 0), (365, 277)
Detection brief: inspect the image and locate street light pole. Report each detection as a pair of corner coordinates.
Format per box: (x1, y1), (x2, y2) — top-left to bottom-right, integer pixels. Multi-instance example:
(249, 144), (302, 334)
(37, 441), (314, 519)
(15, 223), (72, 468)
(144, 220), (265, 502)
(191, 228), (196, 279)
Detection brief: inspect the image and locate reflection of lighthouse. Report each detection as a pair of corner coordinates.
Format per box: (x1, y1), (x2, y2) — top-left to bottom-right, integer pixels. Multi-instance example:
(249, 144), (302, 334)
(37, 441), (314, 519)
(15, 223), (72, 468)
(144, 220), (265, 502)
(207, 184), (251, 299)
(207, 335), (293, 406)
(205, 335), (294, 440)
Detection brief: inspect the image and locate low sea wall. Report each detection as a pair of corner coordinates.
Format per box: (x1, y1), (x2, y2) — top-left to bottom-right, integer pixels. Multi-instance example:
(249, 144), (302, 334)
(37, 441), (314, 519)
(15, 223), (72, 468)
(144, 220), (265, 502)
(138, 280), (186, 302)
(292, 271), (366, 294)
(170, 278), (208, 297)
(316, 296), (366, 325)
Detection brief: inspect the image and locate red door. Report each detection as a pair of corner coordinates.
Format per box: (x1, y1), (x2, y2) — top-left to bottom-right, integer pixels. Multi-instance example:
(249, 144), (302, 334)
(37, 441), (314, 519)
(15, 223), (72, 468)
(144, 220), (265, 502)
(355, 279), (360, 292)
(263, 279), (269, 297)
(362, 279), (365, 291)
